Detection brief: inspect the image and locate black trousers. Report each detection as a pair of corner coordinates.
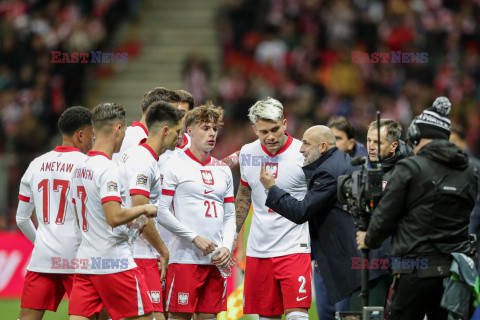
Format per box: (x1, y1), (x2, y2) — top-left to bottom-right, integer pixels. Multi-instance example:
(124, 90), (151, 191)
(387, 273), (448, 320)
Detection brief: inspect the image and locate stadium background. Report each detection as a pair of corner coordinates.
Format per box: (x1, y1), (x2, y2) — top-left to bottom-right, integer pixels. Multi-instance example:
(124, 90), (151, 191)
(1, 0), (480, 318)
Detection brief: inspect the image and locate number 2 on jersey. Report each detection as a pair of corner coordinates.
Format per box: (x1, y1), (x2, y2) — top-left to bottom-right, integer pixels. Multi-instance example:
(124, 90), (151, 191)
(204, 200), (218, 218)
(38, 179), (69, 225)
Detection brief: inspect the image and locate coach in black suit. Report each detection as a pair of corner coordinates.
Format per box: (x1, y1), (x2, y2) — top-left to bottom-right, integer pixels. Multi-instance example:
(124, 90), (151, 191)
(260, 125), (361, 304)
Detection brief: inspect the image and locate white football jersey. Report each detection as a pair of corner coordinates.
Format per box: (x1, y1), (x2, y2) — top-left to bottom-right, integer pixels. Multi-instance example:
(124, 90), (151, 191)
(18, 146), (84, 274)
(158, 149), (235, 264)
(112, 121), (148, 163)
(118, 143), (161, 259)
(71, 151), (136, 274)
(155, 133), (192, 246)
(239, 134), (310, 258)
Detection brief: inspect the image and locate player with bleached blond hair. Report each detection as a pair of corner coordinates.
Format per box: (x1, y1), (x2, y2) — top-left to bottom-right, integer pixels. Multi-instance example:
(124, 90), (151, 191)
(236, 97), (312, 320)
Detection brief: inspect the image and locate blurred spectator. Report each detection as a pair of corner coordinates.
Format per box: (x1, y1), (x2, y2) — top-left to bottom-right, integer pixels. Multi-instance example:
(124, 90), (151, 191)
(0, 0), (139, 230)
(182, 50), (211, 107)
(213, 0), (480, 154)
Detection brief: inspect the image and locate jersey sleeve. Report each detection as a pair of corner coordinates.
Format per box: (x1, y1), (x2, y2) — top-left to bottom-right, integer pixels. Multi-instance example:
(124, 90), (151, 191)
(222, 168), (236, 250)
(159, 159), (178, 197)
(156, 159), (197, 242)
(18, 162), (34, 203)
(125, 156), (153, 198)
(239, 148), (250, 187)
(16, 162), (36, 242)
(99, 164), (122, 204)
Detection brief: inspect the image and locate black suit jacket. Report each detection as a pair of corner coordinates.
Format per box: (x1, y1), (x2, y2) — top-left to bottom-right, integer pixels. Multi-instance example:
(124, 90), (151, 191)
(265, 147), (362, 303)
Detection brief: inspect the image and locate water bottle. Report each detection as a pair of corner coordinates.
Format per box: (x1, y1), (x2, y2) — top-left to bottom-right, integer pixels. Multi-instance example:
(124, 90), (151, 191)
(212, 250), (232, 278)
(127, 215), (148, 246)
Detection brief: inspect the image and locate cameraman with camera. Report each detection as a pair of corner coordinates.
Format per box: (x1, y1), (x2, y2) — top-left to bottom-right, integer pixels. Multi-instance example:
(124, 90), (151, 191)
(349, 119), (414, 310)
(356, 98), (478, 320)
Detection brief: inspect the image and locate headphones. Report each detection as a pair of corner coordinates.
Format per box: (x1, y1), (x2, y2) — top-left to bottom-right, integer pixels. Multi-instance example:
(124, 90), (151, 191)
(406, 119), (421, 146)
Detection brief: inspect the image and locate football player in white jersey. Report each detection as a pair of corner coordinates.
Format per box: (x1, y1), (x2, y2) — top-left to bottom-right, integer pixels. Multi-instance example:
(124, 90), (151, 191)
(69, 103), (157, 320)
(235, 97), (312, 320)
(157, 103), (236, 320)
(118, 101), (184, 320)
(16, 106), (94, 320)
(112, 87), (181, 162)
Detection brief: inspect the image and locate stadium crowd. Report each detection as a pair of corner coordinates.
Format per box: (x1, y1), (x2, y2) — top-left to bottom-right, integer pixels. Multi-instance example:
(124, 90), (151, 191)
(0, 0), (141, 229)
(214, 0), (480, 152)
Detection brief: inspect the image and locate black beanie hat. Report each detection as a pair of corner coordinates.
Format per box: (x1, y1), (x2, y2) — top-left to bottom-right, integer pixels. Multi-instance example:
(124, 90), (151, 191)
(413, 96), (451, 140)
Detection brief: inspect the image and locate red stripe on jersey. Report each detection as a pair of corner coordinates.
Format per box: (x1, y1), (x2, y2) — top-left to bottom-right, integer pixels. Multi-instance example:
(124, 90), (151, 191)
(18, 194), (30, 202)
(177, 133), (189, 149)
(130, 189), (150, 197)
(162, 189), (175, 196)
(139, 143), (158, 161)
(101, 196), (122, 204)
(87, 151), (111, 160)
(185, 149), (211, 166)
(54, 146), (81, 153)
(240, 179), (249, 187)
(261, 133), (293, 157)
(224, 197), (235, 203)
(132, 121), (149, 136)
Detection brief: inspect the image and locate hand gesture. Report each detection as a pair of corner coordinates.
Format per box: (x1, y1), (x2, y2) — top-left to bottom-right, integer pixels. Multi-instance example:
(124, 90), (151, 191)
(144, 204), (157, 218)
(192, 236), (218, 256)
(211, 247), (231, 267)
(260, 164), (275, 189)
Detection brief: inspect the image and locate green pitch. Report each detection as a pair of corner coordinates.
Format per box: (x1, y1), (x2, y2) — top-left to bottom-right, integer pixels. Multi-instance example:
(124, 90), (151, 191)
(0, 299), (68, 319)
(0, 299), (318, 320)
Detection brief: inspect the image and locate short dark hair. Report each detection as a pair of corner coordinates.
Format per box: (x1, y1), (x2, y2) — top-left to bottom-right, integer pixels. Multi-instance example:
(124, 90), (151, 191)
(140, 87), (181, 113)
(450, 124), (465, 140)
(92, 102), (126, 130)
(146, 101), (184, 129)
(58, 106), (92, 136)
(327, 116), (355, 140)
(175, 89), (195, 110)
(368, 119), (402, 144)
(185, 102), (224, 129)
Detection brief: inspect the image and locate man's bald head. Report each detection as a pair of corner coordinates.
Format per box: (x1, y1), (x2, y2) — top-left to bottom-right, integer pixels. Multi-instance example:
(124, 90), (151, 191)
(301, 126), (337, 166)
(305, 125), (336, 148)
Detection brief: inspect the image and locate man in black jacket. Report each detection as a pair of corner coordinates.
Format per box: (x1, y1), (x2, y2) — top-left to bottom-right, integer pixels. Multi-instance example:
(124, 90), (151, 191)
(357, 98), (478, 320)
(350, 119), (414, 310)
(260, 125), (361, 305)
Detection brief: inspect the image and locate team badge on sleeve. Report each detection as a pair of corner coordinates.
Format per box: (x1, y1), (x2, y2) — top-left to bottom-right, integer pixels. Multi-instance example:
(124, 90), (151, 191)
(178, 292), (189, 305)
(200, 170), (214, 185)
(264, 162), (279, 179)
(136, 174), (148, 186)
(107, 181), (118, 192)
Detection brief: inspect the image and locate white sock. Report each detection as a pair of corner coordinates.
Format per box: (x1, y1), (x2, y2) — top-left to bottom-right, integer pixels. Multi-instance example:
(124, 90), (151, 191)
(260, 317), (281, 320)
(286, 311), (309, 320)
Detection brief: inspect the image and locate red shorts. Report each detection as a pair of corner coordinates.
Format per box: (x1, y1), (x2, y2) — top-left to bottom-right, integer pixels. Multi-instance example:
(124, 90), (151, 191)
(135, 258), (163, 312)
(164, 264), (227, 314)
(68, 268), (153, 320)
(21, 271), (73, 311)
(244, 253), (312, 316)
